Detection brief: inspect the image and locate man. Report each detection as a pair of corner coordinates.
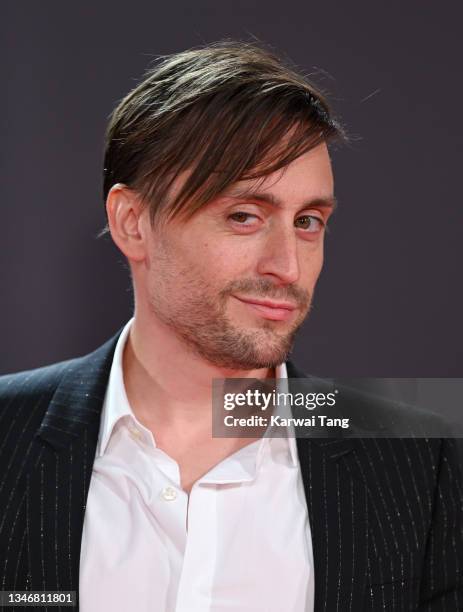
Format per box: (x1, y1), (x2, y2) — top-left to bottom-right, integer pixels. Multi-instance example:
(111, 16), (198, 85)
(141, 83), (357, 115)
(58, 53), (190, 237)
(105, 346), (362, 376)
(0, 41), (462, 611)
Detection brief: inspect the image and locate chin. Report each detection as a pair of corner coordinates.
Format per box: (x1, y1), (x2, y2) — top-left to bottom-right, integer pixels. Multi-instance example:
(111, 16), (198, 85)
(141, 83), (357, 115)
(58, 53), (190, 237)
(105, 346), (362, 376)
(252, 349), (291, 369)
(233, 338), (294, 370)
(198, 335), (293, 370)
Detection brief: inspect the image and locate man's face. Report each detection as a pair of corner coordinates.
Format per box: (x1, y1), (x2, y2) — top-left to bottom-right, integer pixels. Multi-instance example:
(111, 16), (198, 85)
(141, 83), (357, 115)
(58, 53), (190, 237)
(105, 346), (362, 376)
(142, 142), (335, 370)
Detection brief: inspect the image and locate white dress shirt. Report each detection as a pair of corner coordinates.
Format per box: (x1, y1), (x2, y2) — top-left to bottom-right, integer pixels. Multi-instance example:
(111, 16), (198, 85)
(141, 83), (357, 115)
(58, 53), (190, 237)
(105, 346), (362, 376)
(79, 319), (314, 611)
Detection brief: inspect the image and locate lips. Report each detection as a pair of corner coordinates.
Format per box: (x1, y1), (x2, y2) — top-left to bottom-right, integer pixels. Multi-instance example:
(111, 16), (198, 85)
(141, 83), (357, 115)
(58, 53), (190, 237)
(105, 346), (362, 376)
(233, 295), (297, 321)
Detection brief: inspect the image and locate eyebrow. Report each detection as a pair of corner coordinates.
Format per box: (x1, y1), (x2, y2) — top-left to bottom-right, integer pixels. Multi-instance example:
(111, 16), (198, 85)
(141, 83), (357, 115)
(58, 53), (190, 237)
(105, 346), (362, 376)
(221, 188), (338, 212)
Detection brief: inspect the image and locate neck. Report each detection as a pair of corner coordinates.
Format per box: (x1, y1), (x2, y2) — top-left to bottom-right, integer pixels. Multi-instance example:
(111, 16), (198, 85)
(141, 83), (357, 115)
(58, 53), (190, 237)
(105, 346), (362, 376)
(123, 308), (275, 431)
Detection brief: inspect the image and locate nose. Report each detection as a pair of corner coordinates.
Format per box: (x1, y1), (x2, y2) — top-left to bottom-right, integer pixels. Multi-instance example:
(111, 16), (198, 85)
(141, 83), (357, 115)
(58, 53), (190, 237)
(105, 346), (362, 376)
(256, 225), (301, 285)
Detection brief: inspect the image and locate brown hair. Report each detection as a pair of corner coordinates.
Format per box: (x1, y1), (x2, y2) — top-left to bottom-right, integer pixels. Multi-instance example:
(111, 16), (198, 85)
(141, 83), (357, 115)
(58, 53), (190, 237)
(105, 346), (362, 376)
(102, 40), (347, 227)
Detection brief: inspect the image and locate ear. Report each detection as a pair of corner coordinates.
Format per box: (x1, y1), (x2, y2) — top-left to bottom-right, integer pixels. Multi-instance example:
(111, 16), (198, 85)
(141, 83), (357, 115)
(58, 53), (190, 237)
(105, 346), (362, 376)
(105, 184), (147, 262)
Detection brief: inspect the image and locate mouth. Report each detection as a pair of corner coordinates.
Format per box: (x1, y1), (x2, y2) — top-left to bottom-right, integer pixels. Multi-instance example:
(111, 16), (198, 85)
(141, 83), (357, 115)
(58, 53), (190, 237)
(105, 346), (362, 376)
(232, 295), (298, 321)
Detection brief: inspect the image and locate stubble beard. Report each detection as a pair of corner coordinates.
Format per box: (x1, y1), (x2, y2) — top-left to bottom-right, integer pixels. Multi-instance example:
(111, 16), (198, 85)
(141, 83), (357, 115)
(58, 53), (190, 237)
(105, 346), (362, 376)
(148, 275), (312, 371)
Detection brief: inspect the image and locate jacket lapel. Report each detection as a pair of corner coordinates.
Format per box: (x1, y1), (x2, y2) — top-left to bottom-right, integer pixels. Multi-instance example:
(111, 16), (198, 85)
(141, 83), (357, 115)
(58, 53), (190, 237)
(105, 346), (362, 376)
(26, 332), (120, 598)
(287, 361), (369, 611)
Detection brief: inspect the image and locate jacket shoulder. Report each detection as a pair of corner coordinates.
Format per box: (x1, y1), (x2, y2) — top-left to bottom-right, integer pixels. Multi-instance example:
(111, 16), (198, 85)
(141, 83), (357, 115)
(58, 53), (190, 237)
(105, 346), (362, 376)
(0, 328), (121, 404)
(0, 361), (74, 486)
(0, 358), (86, 442)
(0, 358), (77, 404)
(0, 331), (120, 435)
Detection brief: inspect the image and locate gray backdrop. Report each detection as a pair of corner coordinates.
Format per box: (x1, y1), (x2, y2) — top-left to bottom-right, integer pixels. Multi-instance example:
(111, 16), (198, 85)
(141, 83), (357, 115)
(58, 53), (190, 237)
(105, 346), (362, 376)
(2, 1), (462, 377)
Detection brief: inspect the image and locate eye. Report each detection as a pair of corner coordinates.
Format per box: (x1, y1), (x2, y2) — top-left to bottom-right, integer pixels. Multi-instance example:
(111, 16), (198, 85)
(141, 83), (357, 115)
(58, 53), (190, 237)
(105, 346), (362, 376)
(227, 211), (259, 225)
(294, 215), (325, 233)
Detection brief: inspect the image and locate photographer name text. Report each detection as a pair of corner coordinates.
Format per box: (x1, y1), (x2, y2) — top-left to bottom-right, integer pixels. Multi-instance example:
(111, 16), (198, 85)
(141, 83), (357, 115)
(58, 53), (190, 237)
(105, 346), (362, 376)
(224, 415), (350, 429)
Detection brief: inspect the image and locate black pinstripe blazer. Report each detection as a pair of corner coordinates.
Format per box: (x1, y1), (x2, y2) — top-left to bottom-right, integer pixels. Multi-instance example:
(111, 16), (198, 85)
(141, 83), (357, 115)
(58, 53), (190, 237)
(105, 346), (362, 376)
(0, 329), (462, 611)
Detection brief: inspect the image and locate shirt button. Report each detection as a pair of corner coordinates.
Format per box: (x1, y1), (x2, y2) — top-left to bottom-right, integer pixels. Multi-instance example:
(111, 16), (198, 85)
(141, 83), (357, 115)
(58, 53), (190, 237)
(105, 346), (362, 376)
(160, 486), (178, 501)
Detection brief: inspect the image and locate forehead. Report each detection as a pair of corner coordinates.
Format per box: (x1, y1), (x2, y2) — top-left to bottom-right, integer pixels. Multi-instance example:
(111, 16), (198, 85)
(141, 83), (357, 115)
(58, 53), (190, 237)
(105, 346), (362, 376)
(220, 143), (334, 205)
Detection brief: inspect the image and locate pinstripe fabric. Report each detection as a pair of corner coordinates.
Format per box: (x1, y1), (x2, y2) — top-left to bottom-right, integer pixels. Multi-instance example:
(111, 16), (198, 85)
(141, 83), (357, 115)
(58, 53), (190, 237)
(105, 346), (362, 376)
(286, 365), (463, 611)
(0, 338), (115, 612)
(0, 331), (462, 611)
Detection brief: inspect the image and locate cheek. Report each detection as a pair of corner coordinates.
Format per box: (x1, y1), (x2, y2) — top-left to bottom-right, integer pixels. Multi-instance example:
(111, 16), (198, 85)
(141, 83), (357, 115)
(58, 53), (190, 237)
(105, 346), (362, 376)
(165, 243), (238, 295)
(300, 246), (324, 286)
(197, 238), (252, 278)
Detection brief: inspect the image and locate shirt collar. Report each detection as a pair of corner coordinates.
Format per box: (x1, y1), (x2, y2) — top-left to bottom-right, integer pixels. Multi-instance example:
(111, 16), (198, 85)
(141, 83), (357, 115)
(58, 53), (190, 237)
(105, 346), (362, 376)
(251, 361), (299, 470)
(97, 318), (298, 468)
(97, 318), (135, 457)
